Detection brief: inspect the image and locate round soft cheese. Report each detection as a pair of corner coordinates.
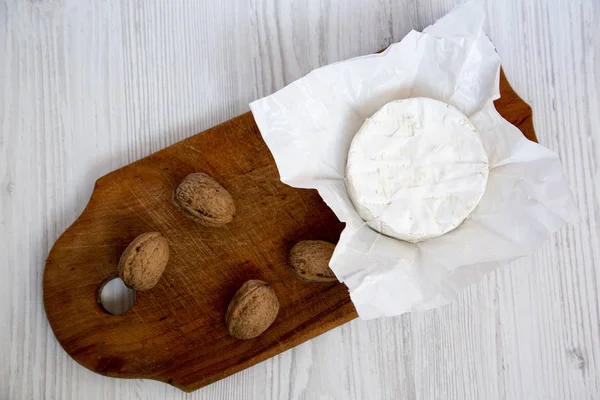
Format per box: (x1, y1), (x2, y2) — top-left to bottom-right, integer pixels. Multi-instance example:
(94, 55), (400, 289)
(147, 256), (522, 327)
(345, 98), (489, 243)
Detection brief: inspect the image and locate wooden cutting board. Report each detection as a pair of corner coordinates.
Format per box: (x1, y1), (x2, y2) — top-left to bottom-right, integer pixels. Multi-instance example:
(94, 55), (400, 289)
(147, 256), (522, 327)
(43, 70), (536, 392)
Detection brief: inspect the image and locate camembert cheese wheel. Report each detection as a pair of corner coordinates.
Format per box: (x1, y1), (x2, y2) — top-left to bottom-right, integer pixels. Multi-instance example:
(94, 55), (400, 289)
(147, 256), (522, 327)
(345, 98), (489, 242)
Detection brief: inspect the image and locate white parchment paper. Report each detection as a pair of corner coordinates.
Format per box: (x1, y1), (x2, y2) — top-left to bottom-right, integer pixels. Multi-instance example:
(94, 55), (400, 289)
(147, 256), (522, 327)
(250, 1), (578, 319)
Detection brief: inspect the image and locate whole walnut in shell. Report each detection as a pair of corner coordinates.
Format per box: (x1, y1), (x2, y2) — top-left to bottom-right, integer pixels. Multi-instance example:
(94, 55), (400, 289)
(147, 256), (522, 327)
(288, 240), (337, 282)
(118, 232), (169, 291)
(173, 173), (235, 226)
(225, 280), (279, 340)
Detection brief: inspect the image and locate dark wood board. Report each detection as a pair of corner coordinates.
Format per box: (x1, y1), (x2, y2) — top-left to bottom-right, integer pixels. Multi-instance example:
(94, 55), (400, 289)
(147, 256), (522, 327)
(43, 70), (536, 392)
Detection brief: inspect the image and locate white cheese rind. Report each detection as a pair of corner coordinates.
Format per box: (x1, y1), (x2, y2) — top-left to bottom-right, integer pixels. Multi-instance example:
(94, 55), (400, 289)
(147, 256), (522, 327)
(345, 98), (489, 242)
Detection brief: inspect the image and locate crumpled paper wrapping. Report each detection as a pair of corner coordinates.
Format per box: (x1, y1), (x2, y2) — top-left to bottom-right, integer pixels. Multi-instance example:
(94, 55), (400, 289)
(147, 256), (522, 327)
(249, 1), (578, 319)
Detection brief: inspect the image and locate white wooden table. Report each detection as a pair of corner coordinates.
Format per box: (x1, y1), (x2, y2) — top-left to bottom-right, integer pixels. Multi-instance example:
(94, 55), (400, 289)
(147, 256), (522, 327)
(1, 0), (599, 398)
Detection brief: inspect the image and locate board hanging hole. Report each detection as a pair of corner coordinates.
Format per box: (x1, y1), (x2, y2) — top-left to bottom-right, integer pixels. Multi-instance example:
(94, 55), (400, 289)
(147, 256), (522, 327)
(97, 277), (136, 315)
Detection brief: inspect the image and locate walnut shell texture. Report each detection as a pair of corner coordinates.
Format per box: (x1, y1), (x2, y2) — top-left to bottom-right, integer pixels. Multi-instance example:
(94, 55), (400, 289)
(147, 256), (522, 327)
(225, 280), (279, 340)
(288, 240), (337, 282)
(173, 173), (235, 226)
(118, 232), (169, 291)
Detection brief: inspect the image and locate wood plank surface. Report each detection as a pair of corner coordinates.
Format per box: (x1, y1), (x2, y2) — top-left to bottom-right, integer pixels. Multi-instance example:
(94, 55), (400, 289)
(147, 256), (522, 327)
(1, 0), (599, 398)
(42, 71), (535, 392)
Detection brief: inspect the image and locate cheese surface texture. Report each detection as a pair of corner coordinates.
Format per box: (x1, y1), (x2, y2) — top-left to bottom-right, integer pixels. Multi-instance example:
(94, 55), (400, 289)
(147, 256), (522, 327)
(345, 98), (489, 242)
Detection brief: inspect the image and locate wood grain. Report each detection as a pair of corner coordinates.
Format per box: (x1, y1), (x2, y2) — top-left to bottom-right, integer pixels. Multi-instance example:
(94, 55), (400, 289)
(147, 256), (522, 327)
(1, 0), (598, 398)
(42, 71), (535, 392)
